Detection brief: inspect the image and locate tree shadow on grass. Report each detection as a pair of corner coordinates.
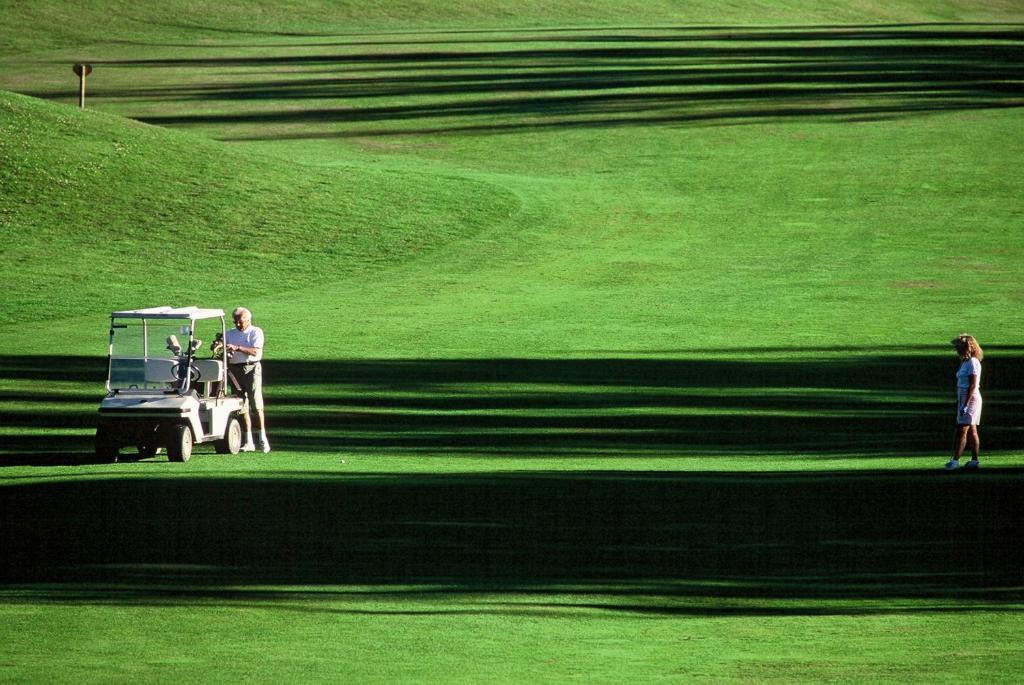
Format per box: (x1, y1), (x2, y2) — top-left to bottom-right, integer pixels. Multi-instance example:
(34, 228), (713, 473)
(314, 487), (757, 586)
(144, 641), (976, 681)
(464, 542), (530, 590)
(1, 351), (1022, 614)
(32, 24), (1022, 137)
(1, 350), (1022, 464)
(1, 469), (1022, 615)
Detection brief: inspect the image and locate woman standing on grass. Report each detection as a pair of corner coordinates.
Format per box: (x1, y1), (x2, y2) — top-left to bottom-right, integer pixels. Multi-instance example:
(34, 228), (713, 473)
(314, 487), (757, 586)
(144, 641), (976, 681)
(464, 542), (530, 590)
(946, 334), (983, 470)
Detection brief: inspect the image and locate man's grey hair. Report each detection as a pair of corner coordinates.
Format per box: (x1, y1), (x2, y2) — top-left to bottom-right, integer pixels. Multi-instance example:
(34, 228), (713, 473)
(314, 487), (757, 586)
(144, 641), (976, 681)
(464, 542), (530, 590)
(233, 307), (251, 319)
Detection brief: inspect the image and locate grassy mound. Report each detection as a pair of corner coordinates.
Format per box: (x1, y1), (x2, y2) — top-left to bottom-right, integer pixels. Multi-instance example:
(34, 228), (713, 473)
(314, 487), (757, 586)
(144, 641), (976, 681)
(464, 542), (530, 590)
(0, 90), (519, 326)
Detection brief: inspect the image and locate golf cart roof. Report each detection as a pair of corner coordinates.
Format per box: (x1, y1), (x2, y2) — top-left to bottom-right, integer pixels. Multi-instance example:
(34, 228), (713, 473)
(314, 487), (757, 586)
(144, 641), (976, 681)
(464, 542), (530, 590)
(111, 306), (226, 321)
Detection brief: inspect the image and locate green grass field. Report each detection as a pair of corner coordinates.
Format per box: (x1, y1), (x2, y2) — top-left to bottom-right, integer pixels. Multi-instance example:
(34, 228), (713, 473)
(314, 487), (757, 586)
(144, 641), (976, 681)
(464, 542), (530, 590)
(2, 1), (1023, 681)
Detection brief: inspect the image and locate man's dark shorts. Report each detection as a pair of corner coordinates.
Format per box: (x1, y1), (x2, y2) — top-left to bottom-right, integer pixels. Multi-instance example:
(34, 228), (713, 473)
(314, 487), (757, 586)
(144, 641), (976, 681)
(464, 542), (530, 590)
(230, 362), (264, 411)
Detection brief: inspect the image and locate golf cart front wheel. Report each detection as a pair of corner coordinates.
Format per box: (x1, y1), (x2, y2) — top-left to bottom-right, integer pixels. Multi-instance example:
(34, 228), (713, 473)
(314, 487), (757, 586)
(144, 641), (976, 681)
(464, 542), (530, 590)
(215, 416), (242, 455)
(166, 424), (193, 462)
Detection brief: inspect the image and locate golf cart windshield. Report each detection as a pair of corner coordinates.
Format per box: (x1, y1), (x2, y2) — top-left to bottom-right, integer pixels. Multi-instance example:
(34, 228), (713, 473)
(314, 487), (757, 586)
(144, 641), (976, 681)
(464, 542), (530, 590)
(106, 311), (225, 393)
(108, 319), (196, 392)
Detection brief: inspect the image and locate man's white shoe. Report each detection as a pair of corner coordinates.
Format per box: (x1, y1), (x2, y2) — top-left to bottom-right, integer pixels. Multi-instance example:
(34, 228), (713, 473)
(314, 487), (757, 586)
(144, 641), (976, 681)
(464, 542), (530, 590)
(964, 459), (980, 469)
(242, 441), (256, 453)
(944, 459), (960, 470)
(260, 440), (271, 454)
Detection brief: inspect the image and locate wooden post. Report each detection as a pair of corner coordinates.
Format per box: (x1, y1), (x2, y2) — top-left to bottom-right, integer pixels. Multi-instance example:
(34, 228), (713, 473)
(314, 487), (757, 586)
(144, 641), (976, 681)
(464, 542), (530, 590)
(73, 63), (92, 109)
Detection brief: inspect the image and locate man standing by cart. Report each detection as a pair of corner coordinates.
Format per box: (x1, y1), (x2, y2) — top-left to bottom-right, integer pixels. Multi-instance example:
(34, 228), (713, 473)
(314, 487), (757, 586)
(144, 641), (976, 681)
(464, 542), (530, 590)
(225, 306), (270, 453)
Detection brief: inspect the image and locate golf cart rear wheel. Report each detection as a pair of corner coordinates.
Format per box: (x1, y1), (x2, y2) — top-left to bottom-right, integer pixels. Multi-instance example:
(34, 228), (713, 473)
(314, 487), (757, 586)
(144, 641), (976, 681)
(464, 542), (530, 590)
(166, 424), (193, 462)
(95, 424), (119, 463)
(215, 417), (242, 455)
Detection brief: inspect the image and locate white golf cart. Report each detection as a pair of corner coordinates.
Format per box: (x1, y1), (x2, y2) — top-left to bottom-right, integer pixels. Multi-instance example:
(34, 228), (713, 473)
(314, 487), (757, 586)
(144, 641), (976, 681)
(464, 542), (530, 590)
(95, 306), (246, 462)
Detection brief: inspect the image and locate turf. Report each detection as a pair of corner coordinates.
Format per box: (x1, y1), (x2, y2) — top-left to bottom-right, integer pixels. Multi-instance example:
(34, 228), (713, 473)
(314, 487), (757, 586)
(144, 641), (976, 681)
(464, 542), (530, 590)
(1, 1), (1023, 682)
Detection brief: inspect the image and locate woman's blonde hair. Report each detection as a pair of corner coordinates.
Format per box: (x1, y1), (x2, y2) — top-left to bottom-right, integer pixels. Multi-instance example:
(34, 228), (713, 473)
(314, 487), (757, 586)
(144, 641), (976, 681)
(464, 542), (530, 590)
(952, 333), (983, 361)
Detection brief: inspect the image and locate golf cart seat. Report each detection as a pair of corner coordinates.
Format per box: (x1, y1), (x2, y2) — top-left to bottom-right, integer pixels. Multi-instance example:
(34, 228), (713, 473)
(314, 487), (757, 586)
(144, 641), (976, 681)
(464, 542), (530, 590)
(193, 359), (222, 382)
(193, 359), (223, 398)
(144, 358), (178, 383)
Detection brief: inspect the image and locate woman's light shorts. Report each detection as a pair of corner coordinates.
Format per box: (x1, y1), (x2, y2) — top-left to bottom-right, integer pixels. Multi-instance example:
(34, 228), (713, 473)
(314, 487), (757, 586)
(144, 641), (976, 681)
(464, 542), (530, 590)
(957, 392), (982, 426)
